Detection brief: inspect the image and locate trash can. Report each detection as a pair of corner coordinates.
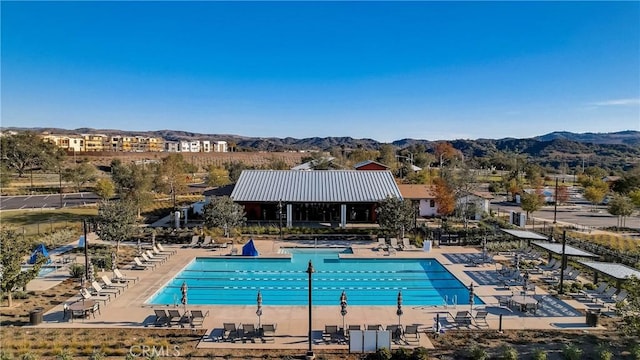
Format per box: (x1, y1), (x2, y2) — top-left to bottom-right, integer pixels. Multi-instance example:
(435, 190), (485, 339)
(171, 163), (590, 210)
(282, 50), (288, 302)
(586, 310), (599, 327)
(29, 307), (44, 325)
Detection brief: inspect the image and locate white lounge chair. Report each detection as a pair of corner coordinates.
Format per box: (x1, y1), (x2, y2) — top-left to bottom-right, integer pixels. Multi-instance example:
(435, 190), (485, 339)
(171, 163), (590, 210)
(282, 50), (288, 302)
(145, 250), (167, 264)
(91, 281), (119, 298)
(81, 288), (110, 303)
(157, 243), (176, 255)
(141, 253), (164, 265)
(133, 257), (156, 270)
(113, 268), (138, 284)
(153, 245), (173, 257)
(101, 275), (128, 292)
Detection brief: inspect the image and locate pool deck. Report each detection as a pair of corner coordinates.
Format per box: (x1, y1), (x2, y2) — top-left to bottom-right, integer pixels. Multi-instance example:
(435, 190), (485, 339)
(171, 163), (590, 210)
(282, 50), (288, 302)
(33, 238), (607, 350)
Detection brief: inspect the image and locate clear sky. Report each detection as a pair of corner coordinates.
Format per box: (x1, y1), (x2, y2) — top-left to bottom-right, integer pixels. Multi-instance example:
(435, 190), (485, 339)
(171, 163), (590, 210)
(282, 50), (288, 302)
(2, 1), (639, 142)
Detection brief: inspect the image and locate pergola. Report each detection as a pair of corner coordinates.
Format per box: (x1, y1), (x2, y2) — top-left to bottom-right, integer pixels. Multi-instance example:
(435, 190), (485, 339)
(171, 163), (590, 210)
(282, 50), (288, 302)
(531, 241), (599, 262)
(501, 229), (548, 247)
(579, 261), (640, 289)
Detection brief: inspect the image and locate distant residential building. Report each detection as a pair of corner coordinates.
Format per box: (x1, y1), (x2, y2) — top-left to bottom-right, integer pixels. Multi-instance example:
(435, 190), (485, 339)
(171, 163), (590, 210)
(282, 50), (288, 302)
(179, 141), (201, 152)
(291, 157), (336, 171)
(202, 140), (211, 153)
(457, 191), (494, 220)
(354, 160), (390, 171)
(397, 184), (438, 217)
(165, 141), (180, 152)
(213, 141), (228, 152)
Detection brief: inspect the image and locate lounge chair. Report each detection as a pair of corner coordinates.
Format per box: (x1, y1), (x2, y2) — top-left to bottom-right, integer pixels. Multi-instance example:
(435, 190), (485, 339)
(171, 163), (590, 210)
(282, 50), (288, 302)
(201, 236), (212, 248)
(190, 310), (209, 328)
(401, 238), (418, 250)
(323, 325), (341, 344)
(538, 258), (557, 271)
(157, 243), (176, 255)
(404, 325), (420, 343)
(223, 322), (239, 342)
(153, 309), (170, 327)
(101, 275), (128, 292)
(386, 324), (403, 342)
(451, 311), (472, 327)
(261, 324), (276, 343)
(185, 235), (200, 248)
(81, 288), (110, 304)
(145, 250), (167, 264)
(390, 238), (401, 250)
(587, 287), (617, 302)
(579, 282), (608, 298)
(241, 323), (257, 342)
(473, 310), (489, 327)
(600, 289), (628, 305)
(377, 238), (388, 251)
(133, 257), (156, 270)
(113, 268), (139, 284)
(152, 245), (172, 258)
(167, 309), (186, 327)
(91, 281), (119, 298)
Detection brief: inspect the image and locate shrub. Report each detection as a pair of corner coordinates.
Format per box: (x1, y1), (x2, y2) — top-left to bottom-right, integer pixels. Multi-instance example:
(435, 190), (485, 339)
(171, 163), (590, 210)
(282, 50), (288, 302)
(632, 344), (640, 360)
(0, 351), (13, 360)
(89, 350), (105, 360)
(500, 345), (518, 360)
(597, 348), (613, 360)
(20, 354), (37, 360)
(69, 264), (85, 279)
(468, 345), (488, 360)
(562, 344), (582, 360)
(532, 349), (547, 360)
(410, 347), (429, 360)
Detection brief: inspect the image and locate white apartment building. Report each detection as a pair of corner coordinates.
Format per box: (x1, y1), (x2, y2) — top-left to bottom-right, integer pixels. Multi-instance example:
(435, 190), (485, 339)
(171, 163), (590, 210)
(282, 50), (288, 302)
(179, 141), (201, 152)
(201, 140), (211, 152)
(213, 141), (228, 152)
(165, 141), (180, 152)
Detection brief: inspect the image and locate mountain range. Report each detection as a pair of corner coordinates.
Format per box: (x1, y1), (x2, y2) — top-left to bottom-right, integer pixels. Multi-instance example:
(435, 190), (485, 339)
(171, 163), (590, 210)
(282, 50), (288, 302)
(3, 127), (639, 170)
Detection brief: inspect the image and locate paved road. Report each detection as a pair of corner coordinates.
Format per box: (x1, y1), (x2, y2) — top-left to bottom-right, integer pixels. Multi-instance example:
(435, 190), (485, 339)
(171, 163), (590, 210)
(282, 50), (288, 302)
(0, 192), (100, 210)
(490, 201), (637, 230)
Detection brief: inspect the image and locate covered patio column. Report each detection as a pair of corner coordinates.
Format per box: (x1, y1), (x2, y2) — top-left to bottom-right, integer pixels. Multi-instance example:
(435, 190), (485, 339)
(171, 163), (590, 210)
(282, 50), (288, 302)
(286, 203), (292, 228)
(340, 204), (346, 229)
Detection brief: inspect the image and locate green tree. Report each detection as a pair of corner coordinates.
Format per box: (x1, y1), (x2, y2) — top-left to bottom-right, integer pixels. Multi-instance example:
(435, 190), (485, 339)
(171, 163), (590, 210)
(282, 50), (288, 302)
(155, 154), (189, 209)
(94, 178), (115, 200)
(520, 191), (544, 219)
(95, 200), (137, 254)
(629, 189), (640, 208)
(607, 194), (635, 229)
(0, 132), (64, 177)
(376, 195), (416, 239)
(377, 144), (397, 168)
(203, 196), (246, 237)
(111, 160), (153, 218)
(62, 162), (97, 192)
(224, 161), (252, 183)
(584, 180), (609, 209)
(205, 166), (231, 187)
(1, 229), (48, 307)
(0, 162), (12, 191)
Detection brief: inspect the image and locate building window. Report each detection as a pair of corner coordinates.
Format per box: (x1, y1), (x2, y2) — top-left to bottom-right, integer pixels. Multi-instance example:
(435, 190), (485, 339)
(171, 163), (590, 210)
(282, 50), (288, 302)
(429, 199), (435, 208)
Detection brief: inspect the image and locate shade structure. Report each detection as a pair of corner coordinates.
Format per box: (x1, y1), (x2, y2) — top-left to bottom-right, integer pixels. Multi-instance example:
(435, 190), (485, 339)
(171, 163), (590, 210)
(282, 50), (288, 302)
(256, 290), (263, 328)
(242, 239), (259, 256)
(180, 281), (188, 313)
(468, 283), (474, 313)
(523, 272), (530, 297)
(28, 244), (50, 265)
(396, 290), (403, 325)
(340, 290), (348, 330)
(137, 238), (142, 256)
(151, 231), (156, 248)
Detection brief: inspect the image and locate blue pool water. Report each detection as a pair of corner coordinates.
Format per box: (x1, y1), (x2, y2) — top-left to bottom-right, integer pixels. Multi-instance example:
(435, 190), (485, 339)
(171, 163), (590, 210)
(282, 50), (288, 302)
(147, 248), (482, 306)
(21, 266), (57, 277)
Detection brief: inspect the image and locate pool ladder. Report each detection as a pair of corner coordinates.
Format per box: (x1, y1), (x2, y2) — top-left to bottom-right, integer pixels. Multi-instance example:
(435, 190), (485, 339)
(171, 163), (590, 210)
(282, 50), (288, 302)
(443, 295), (457, 309)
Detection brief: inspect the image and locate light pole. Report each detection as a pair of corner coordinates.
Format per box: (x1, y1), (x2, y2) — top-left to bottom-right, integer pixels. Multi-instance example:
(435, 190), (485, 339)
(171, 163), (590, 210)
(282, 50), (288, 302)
(278, 200), (283, 240)
(553, 177), (559, 224)
(306, 261), (315, 359)
(83, 219), (89, 282)
(559, 230), (567, 295)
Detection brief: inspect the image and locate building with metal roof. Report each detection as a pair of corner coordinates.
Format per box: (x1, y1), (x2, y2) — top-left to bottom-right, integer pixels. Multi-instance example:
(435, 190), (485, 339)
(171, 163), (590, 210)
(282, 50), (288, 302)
(231, 170), (402, 228)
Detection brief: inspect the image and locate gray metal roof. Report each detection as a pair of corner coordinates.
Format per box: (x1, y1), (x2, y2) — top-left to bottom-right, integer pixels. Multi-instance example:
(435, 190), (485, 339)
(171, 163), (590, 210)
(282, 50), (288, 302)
(531, 241), (598, 258)
(579, 261), (640, 280)
(231, 170), (402, 203)
(502, 229), (548, 240)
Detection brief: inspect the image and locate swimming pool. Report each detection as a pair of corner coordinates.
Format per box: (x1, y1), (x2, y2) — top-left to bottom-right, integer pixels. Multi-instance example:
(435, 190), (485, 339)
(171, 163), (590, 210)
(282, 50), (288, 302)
(147, 248), (482, 306)
(21, 265), (57, 277)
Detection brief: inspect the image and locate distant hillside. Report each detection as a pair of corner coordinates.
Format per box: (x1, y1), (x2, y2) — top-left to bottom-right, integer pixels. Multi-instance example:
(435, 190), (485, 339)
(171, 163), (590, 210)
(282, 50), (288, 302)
(3, 127), (639, 170)
(535, 130), (640, 146)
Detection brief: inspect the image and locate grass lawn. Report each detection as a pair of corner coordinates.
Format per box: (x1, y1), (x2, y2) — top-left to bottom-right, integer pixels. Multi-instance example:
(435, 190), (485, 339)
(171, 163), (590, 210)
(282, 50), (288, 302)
(0, 208), (97, 237)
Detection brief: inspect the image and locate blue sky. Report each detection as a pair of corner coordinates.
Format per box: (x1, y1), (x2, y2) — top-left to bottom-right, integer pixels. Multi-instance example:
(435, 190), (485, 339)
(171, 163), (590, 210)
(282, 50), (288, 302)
(2, 1), (639, 142)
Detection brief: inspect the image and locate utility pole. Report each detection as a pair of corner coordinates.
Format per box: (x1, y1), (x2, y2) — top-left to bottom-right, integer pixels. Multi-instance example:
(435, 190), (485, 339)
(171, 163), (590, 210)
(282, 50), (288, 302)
(553, 177), (559, 224)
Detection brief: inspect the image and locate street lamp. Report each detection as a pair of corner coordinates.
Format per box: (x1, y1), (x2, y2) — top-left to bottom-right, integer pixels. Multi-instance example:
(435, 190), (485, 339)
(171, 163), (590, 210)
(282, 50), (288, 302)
(83, 219), (89, 281)
(306, 261), (315, 359)
(277, 199), (283, 240)
(553, 177), (559, 224)
(559, 230), (567, 295)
